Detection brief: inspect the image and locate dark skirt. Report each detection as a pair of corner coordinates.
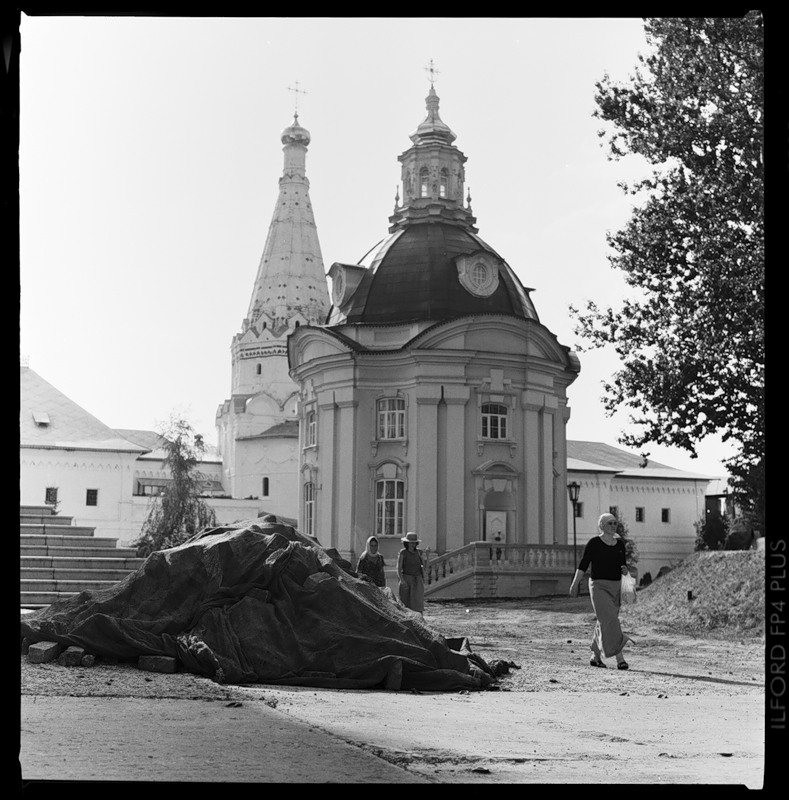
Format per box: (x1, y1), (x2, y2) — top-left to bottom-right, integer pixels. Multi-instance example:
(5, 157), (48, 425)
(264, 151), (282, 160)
(589, 578), (631, 658)
(399, 574), (424, 613)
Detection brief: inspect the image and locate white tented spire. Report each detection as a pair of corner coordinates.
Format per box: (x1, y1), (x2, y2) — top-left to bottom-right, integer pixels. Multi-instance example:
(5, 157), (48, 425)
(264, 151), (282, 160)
(244, 113), (330, 336)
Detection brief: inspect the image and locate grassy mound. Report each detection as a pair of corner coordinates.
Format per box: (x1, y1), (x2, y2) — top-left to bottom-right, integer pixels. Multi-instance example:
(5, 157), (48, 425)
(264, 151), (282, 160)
(621, 549), (765, 637)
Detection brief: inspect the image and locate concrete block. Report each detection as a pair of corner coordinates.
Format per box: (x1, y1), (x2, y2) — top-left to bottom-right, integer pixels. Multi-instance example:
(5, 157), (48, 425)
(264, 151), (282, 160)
(27, 641), (62, 664)
(57, 646), (86, 667)
(138, 655), (177, 674)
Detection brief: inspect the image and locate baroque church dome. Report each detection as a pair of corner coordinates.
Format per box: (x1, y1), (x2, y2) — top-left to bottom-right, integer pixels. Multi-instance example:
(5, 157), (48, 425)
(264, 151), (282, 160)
(327, 86), (539, 327)
(338, 224), (538, 324)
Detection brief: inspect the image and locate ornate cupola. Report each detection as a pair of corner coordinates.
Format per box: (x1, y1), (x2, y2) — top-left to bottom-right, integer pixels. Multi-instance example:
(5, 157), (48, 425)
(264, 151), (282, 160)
(388, 84), (477, 233)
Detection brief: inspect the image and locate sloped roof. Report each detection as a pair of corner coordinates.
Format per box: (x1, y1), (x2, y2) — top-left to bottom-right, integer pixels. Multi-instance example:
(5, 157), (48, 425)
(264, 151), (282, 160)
(114, 428), (170, 452)
(20, 367), (148, 453)
(567, 440), (716, 480)
(237, 420), (299, 441)
(116, 428), (222, 463)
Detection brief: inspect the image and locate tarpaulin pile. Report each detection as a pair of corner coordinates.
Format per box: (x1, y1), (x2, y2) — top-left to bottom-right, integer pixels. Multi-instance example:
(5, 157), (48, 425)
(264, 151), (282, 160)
(20, 521), (498, 691)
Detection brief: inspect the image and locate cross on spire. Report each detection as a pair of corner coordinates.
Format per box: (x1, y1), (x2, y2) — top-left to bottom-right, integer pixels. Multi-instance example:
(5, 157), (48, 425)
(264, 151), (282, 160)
(424, 59), (440, 87)
(287, 81), (308, 114)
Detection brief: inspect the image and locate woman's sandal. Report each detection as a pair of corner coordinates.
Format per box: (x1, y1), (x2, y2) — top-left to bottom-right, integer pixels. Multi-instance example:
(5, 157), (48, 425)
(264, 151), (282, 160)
(617, 661), (629, 670)
(590, 658), (607, 668)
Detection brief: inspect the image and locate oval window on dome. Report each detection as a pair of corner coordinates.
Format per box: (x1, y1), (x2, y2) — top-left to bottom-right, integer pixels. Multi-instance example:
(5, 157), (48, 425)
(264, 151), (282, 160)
(471, 262), (488, 287)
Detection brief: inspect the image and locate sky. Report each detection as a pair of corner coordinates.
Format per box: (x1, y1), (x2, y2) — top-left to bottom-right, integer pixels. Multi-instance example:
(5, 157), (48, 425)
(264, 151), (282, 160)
(18, 15), (737, 478)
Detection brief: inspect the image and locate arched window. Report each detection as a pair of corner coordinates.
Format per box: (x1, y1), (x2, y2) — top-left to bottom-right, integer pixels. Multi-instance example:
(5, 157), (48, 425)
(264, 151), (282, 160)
(262, 477), (269, 497)
(419, 167), (429, 198)
(304, 482), (315, 537)
(481, 403), (508, 439)
(375, 478), (404, 537)
(439, 168), (448, 198)
(377, 397), (405, 439)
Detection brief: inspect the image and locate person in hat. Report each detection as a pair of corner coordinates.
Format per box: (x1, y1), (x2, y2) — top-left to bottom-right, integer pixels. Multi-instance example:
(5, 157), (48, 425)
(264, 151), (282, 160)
(397, 531), (425, 614)
(569, 513), (633, 669)
(356, 535), (387, 588)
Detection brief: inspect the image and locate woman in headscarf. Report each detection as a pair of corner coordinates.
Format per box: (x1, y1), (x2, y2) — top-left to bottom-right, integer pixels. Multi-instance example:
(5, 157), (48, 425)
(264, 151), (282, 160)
(569, 513), (633, 669)
(397, 532), (425, 614)
(356, 535), (387, 588)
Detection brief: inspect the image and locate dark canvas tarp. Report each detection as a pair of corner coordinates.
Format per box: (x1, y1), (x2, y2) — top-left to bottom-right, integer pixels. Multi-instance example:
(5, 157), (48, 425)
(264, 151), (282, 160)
(20, 521), (495, 691)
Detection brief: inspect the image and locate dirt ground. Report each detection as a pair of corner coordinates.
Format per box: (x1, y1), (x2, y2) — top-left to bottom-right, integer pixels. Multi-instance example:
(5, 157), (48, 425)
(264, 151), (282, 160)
(19, 596), (767, 786)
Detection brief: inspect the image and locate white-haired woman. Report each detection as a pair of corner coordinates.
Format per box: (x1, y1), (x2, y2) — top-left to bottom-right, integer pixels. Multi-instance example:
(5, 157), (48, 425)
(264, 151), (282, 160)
(569, 513), (632, 669)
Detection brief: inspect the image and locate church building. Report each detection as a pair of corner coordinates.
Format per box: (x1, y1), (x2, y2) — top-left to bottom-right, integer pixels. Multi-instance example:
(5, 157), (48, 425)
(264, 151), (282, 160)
(215, 112), (331, 512)
(288, 84), (582, 568)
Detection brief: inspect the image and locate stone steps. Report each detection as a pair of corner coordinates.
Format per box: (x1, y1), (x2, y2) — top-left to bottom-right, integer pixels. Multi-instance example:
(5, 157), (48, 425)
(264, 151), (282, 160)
(19, 506), (144, 610)
(20, 524), (97, 536)
(21, 555), (145, 571)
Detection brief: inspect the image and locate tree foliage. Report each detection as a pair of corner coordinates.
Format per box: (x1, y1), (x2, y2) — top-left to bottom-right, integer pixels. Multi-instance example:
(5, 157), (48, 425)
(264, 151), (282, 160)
(570, 15), (764, 525)
(613, 513), (640, 574)
(694, 512), (729, 552)
(132, 416), (218, 558)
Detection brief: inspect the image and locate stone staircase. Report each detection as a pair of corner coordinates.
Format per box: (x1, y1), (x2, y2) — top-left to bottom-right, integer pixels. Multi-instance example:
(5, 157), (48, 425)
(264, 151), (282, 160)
(20, 504), (145, 610)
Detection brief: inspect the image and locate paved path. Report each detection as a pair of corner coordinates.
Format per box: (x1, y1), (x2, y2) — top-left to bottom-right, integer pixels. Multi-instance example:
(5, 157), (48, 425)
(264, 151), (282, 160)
(20, 688), (765, 786)
(20, 696), (429, 784)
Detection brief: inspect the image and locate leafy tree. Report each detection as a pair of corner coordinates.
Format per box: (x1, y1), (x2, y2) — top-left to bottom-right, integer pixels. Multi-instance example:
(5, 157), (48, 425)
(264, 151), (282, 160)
(132, 416), (217, 558)
(570, 15), (764, 527)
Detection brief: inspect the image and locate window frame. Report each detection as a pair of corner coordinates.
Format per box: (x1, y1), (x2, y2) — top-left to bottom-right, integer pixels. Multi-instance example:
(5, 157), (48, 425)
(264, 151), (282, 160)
(305, 409), (317, 448)
(376, 397), (406, 441)
(480, 402), (508, 440)
(304, 481), (315, 538)
(375, 478), (405, 537)
(85, 489), (98, 507)
(661, 507), (671, 523)
(45, 487), (58, 505)
(635, 506), (645, 523)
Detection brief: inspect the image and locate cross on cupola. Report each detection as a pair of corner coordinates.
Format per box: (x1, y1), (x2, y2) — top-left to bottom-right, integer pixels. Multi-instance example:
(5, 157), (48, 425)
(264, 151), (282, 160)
(424, 59), (440, 87)
(287, 81), (308, 116)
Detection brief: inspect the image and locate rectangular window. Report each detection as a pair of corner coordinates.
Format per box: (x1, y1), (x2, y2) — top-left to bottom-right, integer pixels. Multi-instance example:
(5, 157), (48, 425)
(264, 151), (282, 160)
(306, 411), (316, 447)
(609, 506), (618, 517)
(86, 489), (98, 506)
(375, 479), (405, 537)
(635, 507), (645, 523)
(45, 487), (58, 505)
(575, 502), (584, 519)
(262, 477), (269, 497)
(481, 403), (508, 440)
(661, 508), (670, 523)
(377, 398), (405, 440)
(304, 482), (315, 537)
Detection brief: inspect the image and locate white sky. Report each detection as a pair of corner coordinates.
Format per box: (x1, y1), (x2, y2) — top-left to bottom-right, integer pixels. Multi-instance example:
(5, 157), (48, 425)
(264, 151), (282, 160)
(18, 15), (737, 478)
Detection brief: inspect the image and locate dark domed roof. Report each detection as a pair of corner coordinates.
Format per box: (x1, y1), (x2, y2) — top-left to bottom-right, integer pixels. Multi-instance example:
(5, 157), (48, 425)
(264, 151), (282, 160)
(340, 223), (539, 325)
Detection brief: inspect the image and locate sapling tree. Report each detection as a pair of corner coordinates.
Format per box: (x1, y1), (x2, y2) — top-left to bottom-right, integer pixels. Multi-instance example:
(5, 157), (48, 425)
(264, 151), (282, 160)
(132, 416), (217, 558)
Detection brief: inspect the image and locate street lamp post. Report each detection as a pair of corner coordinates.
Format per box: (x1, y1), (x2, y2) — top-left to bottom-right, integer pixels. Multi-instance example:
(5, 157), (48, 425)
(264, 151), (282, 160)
(567, 481), (581, 570)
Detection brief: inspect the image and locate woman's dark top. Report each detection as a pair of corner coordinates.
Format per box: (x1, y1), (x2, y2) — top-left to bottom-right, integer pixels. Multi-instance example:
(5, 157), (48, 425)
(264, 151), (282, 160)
(578, 536), (627, 581)
(400, 548), (424, 576)
(357, 552), (386, 587)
